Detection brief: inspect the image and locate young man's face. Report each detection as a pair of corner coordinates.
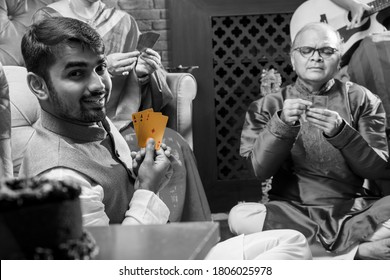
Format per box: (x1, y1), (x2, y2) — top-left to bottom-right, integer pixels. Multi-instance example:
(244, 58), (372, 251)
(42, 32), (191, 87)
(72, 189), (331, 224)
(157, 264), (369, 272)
(45, 43), (111, 124)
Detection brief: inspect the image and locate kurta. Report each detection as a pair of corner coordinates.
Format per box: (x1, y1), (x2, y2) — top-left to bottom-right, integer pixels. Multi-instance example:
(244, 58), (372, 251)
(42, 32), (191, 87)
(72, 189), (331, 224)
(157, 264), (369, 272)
(240, 78), (390, 253)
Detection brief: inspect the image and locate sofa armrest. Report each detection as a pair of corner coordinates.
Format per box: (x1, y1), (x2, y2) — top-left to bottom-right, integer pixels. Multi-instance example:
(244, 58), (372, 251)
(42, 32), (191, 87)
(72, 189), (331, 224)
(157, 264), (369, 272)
(4, 66), (40, 177)
(162, 72), (197, 149)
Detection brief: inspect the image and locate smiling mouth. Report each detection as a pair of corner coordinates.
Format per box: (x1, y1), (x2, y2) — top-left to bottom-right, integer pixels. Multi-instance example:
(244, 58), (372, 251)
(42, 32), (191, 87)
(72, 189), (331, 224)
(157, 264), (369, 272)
(83, 95), (106, 105)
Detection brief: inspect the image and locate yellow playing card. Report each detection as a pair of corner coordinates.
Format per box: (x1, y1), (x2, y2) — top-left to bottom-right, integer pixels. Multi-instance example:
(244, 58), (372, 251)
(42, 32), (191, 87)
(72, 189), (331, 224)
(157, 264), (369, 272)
(138, 111), (168, 149)
(132, 108), (153, 139)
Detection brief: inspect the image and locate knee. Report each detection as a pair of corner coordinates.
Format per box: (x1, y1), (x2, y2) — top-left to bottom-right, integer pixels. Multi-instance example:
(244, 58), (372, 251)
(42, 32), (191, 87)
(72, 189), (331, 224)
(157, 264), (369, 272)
(276, 229), (312, 260)
(228, 202), (266, 235)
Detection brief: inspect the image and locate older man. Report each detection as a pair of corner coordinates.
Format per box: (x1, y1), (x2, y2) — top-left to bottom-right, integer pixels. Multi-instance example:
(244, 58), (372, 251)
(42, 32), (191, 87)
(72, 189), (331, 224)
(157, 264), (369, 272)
(229, 22), (390, 259)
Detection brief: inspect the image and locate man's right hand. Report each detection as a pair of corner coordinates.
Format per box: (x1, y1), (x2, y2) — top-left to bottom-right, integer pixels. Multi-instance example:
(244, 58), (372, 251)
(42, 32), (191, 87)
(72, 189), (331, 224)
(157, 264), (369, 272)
(106, 51), (140, 76)
(134, 138), (171, 194)
(280, 98), (312, 126)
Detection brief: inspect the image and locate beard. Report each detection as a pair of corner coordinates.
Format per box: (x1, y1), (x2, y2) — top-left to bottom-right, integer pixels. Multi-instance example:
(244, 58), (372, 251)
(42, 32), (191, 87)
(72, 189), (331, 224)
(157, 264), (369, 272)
(46, 78), (107, 123)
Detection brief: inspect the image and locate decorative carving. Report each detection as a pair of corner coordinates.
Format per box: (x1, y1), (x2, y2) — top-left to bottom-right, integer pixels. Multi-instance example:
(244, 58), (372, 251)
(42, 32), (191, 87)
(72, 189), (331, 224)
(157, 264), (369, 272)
(212, 13), (295, 180)
(260, 68), (282, 96)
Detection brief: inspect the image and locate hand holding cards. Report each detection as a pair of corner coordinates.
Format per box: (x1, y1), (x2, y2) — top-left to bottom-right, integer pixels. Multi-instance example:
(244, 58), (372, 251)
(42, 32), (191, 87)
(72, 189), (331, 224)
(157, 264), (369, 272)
(132, 108), (168, 149)
(303, 95), (328, 122)
(285, 91), (328, 123)
(136, 31), (160, 52)
(309, 95), (328, 109)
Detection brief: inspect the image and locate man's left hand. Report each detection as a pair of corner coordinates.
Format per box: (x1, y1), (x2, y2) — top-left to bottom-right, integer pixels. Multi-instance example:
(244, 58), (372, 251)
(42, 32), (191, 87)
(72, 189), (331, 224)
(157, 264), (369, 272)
(135, 48), (161, 78)
(306, 108), (344, 137)
(131, 141), (171, 176)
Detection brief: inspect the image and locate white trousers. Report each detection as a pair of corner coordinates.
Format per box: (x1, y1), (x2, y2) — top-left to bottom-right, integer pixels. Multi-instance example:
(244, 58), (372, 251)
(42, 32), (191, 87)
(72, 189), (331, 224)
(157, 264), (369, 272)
(205, 229), (312, 260)
(228, 202), (390, 259)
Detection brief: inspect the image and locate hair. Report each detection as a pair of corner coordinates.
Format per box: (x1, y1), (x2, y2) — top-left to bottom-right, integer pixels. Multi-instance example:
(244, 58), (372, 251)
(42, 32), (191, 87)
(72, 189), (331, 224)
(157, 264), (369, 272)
(21, 17), (105, 81)
(291, 22), (343, 52)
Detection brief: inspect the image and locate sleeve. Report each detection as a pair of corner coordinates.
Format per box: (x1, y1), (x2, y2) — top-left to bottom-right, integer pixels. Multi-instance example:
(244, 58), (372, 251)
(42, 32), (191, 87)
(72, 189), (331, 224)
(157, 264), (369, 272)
(40, 168), (169, 226)
(122, 186), (170, 225)
(326, 86), (390, 180)
(240, 93), (300, 180)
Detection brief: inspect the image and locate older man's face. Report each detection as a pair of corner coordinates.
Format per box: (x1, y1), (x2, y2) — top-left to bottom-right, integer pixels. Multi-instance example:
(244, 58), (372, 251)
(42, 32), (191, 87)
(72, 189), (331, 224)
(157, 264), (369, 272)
(291, 27), (341, 89)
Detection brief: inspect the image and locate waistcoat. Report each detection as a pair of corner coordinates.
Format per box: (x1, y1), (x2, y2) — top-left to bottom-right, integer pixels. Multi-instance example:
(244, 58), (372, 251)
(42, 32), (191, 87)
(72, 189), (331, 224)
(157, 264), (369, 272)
(19, 110), (135, 224)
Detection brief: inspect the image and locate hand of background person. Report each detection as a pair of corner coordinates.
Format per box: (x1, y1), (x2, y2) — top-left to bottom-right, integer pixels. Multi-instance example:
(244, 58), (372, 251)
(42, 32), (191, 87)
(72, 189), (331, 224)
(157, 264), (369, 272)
(106, 51), (140, 76)
(135, 48), (162, 78)
(281, 98), (312, 126)
(131, 139), (172, 193)
(332, 0), (372, 29)
(306, 108), (344, 137)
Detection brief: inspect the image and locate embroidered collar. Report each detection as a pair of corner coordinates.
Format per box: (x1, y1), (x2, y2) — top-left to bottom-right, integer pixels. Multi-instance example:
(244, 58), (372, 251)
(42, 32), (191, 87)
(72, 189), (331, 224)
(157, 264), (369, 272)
(40, 110), (107, 142)
(294, 78), (335, 96)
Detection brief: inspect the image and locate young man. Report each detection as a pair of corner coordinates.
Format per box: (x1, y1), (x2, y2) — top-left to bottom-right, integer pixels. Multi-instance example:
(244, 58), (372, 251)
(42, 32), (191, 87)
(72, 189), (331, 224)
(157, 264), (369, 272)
(32, 0), (210, 223)
(19, 17), (312, 260)
(231, 22), (390, 259)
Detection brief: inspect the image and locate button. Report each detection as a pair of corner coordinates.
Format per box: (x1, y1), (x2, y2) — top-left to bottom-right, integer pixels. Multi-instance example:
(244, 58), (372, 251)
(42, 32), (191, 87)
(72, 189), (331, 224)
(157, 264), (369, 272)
(8, 15), (13, 20)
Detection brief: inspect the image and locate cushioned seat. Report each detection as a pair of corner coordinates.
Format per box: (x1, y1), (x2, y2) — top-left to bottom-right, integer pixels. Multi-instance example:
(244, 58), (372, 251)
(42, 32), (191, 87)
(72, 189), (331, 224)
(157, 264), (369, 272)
(0, 0), (57, 65)
(4, 66), (38, 175)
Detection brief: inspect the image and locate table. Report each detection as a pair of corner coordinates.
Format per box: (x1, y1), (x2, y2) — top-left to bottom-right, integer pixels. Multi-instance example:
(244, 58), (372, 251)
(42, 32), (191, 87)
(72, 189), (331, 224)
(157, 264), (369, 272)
(87, 222), (220, 260)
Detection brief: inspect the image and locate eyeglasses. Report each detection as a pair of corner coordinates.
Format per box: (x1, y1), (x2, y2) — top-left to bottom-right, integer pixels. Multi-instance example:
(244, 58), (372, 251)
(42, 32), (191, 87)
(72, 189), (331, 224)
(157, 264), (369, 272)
(293, 46), (339, 59)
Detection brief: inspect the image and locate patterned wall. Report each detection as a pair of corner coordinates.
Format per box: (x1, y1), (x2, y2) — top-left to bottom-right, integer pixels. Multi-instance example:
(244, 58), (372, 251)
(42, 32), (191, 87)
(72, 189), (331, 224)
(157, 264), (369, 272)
(211, 13), (296, 181)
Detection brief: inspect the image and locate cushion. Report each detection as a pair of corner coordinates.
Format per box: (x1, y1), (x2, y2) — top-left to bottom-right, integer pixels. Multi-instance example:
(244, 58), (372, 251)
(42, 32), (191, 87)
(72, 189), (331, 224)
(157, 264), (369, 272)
(4, 66), (39, 176)
(0, 0), (56, 66)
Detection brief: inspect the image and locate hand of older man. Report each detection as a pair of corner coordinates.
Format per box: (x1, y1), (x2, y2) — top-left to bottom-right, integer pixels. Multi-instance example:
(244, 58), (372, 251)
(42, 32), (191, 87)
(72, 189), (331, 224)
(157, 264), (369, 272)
(281, 98), (312, 126)
(306, 108), (344, 137)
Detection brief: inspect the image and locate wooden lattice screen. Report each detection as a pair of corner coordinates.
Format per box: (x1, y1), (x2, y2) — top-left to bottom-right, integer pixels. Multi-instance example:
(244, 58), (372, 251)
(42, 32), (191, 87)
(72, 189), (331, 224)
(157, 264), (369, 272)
(212, 13), (296, 181)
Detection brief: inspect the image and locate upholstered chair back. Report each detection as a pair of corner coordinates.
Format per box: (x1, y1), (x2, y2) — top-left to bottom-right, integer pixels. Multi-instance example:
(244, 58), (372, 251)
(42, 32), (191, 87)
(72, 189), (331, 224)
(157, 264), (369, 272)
(0, 0), (57, 65)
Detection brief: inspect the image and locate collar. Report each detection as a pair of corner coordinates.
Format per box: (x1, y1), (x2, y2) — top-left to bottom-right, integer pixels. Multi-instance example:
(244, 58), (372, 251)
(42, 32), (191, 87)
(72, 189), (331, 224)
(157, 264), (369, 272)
(40, 110), (107, 142)
(294, 78), (335, 96)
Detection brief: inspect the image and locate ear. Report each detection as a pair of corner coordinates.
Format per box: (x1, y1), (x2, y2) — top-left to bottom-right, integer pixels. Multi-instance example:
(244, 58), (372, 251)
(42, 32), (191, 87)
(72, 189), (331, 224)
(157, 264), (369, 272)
(290, 54), (296, 71)
(27, 72), (49, 100)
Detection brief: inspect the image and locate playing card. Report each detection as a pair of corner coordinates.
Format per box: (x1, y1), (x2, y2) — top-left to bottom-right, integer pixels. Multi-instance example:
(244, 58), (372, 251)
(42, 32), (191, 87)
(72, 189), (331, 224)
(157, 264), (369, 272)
(138, 112), (168, 149)
(310, 95), (328, 109)
(132, 108), (153, 137)
(136, 31), (160, 52)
